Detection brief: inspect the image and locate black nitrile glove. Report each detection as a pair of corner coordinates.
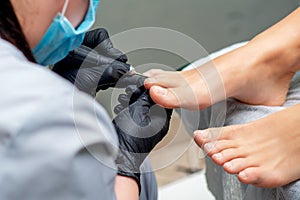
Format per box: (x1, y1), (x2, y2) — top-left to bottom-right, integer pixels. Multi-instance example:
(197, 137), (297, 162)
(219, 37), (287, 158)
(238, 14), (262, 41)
(114, 74), (148, 114)
(52, 28), (130, 97)
(113, 90), (173, 193)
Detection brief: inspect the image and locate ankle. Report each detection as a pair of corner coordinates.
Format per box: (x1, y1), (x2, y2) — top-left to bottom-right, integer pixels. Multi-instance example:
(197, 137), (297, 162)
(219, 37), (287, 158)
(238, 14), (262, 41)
(212, 47), (250, 99)
(249, 34), (300, 75)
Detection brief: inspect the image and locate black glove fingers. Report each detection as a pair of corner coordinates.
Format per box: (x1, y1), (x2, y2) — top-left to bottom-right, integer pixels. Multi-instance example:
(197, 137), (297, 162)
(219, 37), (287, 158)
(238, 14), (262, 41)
(83, 28), (112, 49)
(127, 91), (153, 124)
(114, 104), (126, 115)
(83, 28), (127, 64)
(115, 54), (128, 63)
(98, 62), (130, 89)
(140, 92), (172, 138)
(123, 85), (145, 106)
(117, 74), (147, 89)
(115, 87), (147, 116)
(53, 28), (131, 95)
(118, 94), (130, 106)
(115, 91), (153, 123)
(104, 48), (128, 63)
(139, 91), (155, 106)
(125, 85), (138, 95)
(116, 63), (131, 75)
(83, 28), (128, 63)
(131, 87), (148, 105)
(75, 68), (100, 96)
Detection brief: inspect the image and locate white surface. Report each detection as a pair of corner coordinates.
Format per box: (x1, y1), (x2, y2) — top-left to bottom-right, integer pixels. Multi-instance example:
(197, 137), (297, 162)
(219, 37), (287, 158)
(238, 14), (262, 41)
(158, 171), (215, 200)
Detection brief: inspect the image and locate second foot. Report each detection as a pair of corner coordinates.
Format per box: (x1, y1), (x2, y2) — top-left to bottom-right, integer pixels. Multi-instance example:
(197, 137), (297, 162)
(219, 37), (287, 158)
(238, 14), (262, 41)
(194, 104), (300, 188)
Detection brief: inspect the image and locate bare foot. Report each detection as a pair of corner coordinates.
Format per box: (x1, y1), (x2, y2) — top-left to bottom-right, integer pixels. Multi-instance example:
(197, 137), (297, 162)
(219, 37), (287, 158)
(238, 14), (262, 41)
(194, 103), (300, 188)
(144, 43), (295, 110)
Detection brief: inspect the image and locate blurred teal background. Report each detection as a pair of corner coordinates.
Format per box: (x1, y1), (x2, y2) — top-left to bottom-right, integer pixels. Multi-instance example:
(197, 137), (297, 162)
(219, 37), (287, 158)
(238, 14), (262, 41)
(94, 0), (297, 69)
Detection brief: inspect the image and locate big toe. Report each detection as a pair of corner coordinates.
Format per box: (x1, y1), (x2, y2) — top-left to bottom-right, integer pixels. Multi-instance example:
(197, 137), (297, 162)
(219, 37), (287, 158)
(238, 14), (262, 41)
(149, 86), (180, 108)
(239, 168), (288, 188)
(237, 167), (279, 187)
(238, 168), (261, 185)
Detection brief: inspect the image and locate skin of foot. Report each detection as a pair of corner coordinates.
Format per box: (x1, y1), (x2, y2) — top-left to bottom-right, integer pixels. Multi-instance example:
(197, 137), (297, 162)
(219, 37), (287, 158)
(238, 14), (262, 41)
(144, 47), (295, 110)
(194, 103), (300, 188)
(144, 8), (300, 110)
(144, 63), (228, 110)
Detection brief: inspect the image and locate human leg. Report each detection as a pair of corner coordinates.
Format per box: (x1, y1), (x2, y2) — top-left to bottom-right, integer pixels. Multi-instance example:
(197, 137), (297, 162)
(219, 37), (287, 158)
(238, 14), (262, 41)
(177, 42), (300, 198)
(145, 8), (300, 110)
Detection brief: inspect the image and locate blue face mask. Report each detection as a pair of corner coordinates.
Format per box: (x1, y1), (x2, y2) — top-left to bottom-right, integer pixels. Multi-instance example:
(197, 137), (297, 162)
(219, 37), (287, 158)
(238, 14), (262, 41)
(33, 0), (99, 66)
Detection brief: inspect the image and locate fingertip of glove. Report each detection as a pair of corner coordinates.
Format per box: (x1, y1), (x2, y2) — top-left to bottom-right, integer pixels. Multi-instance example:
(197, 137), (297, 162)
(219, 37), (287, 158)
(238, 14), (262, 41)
(118, 94), (130, 105)
(117, 54), (128, 63)
(114, 104), (125, 115)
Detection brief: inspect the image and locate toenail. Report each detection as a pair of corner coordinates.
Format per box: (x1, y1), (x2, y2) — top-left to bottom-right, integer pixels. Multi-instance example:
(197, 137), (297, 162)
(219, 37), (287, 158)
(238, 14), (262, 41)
(239, 171), (248, 179)
(224, 162), (232, 169)
(152, 86), (167, 96)
(212, 153), (223, 161)
(204, 143), (215, 152)
(195, 130), (208, 140)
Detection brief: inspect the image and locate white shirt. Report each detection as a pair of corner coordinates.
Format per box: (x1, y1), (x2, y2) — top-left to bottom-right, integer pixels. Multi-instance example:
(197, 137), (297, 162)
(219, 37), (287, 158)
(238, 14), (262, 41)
(0, 38), (119, 200)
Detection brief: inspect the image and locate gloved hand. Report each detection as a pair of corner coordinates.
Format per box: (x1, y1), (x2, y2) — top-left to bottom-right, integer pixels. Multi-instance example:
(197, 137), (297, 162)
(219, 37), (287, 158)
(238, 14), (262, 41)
(113, 88), (173, 193)
(52, 28), (130, 97)
(114, 74), (147, 114)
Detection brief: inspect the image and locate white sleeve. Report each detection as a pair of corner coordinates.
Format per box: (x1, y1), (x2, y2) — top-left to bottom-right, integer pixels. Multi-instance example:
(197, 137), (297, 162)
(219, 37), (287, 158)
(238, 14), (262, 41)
(0, 57), (119, 200)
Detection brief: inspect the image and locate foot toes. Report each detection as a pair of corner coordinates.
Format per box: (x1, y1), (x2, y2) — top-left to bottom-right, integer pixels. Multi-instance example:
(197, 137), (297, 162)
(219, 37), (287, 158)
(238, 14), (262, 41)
(239, 168), (287, 188)
(194, 128), (228, 146)
(223, 158), (250, 174)
(211, 148), (243, 165)
(202, 140), (237, 155)
(238, 167), (262, 185)
(149, 86), (180, 108)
